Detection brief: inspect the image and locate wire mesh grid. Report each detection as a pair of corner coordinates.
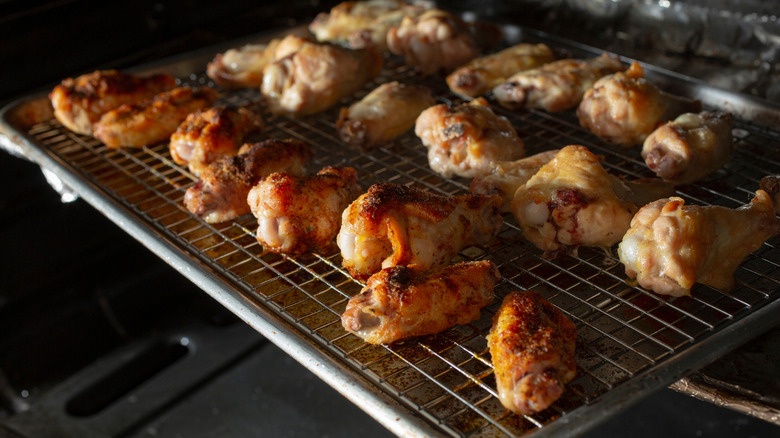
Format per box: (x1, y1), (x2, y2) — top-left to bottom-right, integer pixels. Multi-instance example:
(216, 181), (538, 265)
(23, 50), (780, 437)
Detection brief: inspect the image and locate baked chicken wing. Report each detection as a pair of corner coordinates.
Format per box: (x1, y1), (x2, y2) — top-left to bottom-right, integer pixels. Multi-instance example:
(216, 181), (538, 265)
(50, 70), (176, 136)
(337, 183), (503, 279)
(170, 106), (264, 176)
(247, 166), (362, 255)
(93, 87), (218, 149)
(184, 138), (312, 223)
(642, 111), (734, 185)
(341, 260), (500, 344)
(206, 39), (285, 89)
(493, 53), (624, 112)
(446, 43), (555, 98)
(415, 97), (526, 178)
(337, 81), (435, 151)
(618, 187), (780, 297)
(577, 62), (702, 147)
(487, 290), (577, 415)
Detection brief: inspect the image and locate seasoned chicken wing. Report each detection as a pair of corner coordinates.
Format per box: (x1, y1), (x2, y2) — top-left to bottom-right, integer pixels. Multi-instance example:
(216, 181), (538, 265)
(93, 87), (218, 149)
(415, 97), (526, 178)
(488, 290), (577, 415)
(337, 81), (435, 151)
(337, 183), (503, 279)
(618, 188), (780, 297)
(642, 111), (734, 185)
(50, 70), (176, 136)
(184, 138), (312, 223)
(170, 106), (264, 176)
(341, 260), (500, 344)
(206, 39), (285, 89)
(446, 43), (555, 98)
(261, 38), (383, 116)
(511, 145), (673, 256)
(577, 62), (702, 147)
(386, 8), (501, 76)
(493, 53), (624, 112)
(248, 166), (362, 255)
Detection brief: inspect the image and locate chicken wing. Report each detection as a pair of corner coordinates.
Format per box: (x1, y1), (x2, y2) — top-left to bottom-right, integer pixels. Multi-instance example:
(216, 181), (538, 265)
(386, 8), (501, 76)
(415, 97), (526, 178)
(337, 81), (435, 151)
(247, 166), (362, 255)
(511, 145), (673, 256)
(50, 70), (177, 136)
(577, 62), (702, 147)
(261, 38), (383, 116)
(184, 138), (312, 223)
(206, 39), (284, 89)
(642, 111), (734, 185)
(487, 290), (577, 415)
(341, 260), (500, 344)
(446, 43), (555, 98)
(169, 106), (264, 176)
(492, 53), (624, 112)
(93, 87), (218, 149)
(618, 188), (780, 297)
(337, 183), (503, 279)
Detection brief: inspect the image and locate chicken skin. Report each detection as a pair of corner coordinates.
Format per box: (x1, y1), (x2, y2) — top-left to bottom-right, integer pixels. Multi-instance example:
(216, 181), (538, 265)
(642, 111), (734, 185)
(170, 106), (264, 176)
(206, 39), (285, 89)
(337, 183), (503, 280)
(247, 167), (362, 255)
(261, 38), (383, 116)
(511, 145), (673, 256)
(50, 70), (177, 136)
(487, 290), (577, 416)
(493, 53), (624, 112)
(341, 260), (500, 344)
(446, 43), (555, 98)
(337, 81), (435, 151)
(618, 188), (780, 297)
(577, 62), (702, 147)
(93, 87), (218, 149)
(184, 138), (312, 223)
(415, 97), (526, 179)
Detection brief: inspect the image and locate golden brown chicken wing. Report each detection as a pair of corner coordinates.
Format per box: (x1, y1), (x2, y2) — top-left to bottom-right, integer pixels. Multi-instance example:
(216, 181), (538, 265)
(49, 70), (177, 136)
(337, 183), (503, 280)
(206, 39), (285, 89)
(487, 290), (577, 415)
(341, 260), (500, 344)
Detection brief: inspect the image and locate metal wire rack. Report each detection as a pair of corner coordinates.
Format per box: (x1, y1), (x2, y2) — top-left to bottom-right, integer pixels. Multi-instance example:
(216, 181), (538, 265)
(6, 32), (780, 437)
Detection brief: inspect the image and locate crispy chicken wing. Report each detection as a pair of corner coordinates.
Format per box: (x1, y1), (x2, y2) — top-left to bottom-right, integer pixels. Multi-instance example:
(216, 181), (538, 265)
(511, 145), (673, 256)
(50, 70), (177, 136)
(577, 62), (702, 147)
(488, 290), (577, 415)
(170, 106), (264, 176)
(93, 87), (218, 149)
(261, 38), (383, 116)
(415, 97), (526, 178)
(337, 183), (503, 279)
(446, 43), (555, 98)
(184, 138), (312, 223)
(341, 260), (500, 344)
(206, 39), (285, 89)
(247, 166), (362, 255)
(618, 188), (780, 297)
(337, 81), (435, 151)
(642, 111), (734, 185)
(493, 53), (624, 112)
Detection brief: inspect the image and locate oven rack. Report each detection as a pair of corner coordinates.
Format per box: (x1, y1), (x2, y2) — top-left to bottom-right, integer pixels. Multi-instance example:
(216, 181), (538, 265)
(2, 27), (779, 438)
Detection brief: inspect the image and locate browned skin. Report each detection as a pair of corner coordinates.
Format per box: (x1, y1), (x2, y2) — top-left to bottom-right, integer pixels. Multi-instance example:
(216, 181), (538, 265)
(49, 70), (177, 135)
(487, 290), (577, 415)
(341, 260), (501, 344)
(247, 166), (362, 255)
(93, 87), (219, 149)
(184, 138), (313, 223)
(169, 106), (264, 176)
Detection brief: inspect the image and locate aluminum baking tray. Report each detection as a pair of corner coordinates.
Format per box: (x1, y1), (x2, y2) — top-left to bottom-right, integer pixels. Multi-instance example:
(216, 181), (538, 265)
(2, 23), (779, 437)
